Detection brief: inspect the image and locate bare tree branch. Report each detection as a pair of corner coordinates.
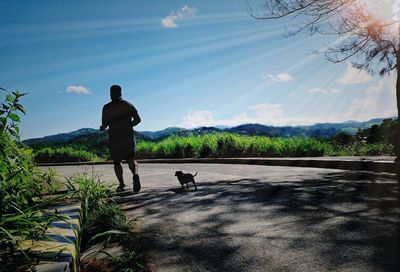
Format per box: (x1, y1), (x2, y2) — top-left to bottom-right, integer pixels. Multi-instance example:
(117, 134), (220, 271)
(246, 0), (400, 76)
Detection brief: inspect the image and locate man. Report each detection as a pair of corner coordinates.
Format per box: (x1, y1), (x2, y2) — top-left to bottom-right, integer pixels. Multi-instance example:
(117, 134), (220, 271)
(100, 85), (141, 192)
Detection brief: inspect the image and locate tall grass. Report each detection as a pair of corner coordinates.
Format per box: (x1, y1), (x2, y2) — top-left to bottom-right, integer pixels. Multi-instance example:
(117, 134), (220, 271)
(35, 146), (99, 163)
(65, 173), (137, 272)
(136, 133), (393, 158)
(33, 133), (394, 163)
(136, 133), (332, 158)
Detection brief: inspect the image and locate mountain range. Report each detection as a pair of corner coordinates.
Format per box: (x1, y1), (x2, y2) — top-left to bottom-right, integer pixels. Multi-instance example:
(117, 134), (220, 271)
(23, 117), (393, 146)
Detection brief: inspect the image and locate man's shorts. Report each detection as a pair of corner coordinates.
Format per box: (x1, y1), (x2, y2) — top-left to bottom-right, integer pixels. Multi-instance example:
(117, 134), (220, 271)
(113, 148), (136, 165)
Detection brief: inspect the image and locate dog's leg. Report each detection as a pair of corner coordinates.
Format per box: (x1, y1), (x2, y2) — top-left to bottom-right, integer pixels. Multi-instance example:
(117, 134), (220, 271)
(193, 181), (197, 191)
(186, 183), (189, 190)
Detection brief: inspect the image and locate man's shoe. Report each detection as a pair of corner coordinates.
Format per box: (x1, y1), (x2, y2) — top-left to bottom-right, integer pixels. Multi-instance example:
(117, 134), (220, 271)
(133, 174), (141, 193)
(116, 185), (126, 192)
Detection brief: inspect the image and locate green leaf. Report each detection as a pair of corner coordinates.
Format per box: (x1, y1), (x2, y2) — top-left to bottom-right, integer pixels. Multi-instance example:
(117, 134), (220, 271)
(14, 103), (26, 114)
(8, 113), (20, 123)
(5, 94), (13, 103)
(88, 230), (129, 244)
(2, 103), (10, 110)
(9, 127), (18, 138)
(0, 226), (18, 245)
(16, 91), (27, 98)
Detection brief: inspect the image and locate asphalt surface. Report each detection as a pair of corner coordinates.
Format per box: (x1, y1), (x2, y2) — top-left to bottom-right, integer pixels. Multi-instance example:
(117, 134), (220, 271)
(45, 163), (400, 272)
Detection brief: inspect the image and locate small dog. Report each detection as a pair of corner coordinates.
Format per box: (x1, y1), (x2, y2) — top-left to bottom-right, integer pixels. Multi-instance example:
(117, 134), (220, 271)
(175, 171), (198, 191)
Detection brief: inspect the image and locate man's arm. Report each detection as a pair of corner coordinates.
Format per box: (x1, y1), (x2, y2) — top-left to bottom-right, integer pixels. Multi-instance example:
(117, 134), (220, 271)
(100, 106), (109, 131)
(132, 109), (141, 127)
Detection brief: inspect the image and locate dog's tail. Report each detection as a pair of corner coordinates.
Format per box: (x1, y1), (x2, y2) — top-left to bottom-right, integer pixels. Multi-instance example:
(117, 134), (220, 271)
(193, 172), (198, 177)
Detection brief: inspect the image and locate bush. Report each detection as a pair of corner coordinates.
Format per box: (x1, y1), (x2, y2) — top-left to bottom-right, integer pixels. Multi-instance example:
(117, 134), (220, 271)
(356, 118), (398, 144)
(331, 131), (354, 145)
(324, 142), (394, 156)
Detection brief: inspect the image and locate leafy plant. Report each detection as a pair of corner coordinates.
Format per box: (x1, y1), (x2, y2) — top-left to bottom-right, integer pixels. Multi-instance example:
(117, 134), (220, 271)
(64, 172), (141, 272)
(65, 173), (112, 224)
(0, 89), (26, 139)
(110, 249), (145, 272)
(88, 203), (136, 233)
(0, 90), (44, 216)
(40, 167), (66, 195)
(0, 89), (67, 268)
(0, 196), (64, 251)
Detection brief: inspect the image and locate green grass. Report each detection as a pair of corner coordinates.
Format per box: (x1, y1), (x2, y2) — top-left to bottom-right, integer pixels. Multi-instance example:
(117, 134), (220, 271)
(136, 133), (393, 158)
(34, 146), (100, 163)
(32, 133), (394, 163)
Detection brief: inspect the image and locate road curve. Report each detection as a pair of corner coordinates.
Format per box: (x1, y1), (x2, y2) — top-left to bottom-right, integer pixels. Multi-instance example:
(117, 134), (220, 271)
(45, 163), (400, 272)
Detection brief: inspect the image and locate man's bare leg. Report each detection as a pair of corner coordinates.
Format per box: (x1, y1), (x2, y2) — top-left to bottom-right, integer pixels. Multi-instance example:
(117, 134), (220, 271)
(127, 157), (141, 193)
(114, 161), (125, 189)
(127, 157), (137, 175)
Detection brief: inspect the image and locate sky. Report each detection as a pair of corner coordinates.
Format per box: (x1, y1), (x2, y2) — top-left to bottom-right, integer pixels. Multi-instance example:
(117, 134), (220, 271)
(0, 0), (397, 139)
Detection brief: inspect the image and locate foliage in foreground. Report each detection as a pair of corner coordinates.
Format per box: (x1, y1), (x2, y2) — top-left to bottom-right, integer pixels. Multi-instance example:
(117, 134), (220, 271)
(0, 90), (61, 269)
(0, 91), (42, 213)
(65, 173), (144, 272)
(87, 203), (135, 233)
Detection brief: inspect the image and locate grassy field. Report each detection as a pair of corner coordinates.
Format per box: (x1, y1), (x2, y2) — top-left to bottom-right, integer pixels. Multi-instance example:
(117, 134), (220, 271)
(32, 133), (394, 162)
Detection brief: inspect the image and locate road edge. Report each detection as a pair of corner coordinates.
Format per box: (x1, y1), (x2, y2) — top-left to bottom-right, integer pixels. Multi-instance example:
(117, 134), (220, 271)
(38, 158), (399, 174)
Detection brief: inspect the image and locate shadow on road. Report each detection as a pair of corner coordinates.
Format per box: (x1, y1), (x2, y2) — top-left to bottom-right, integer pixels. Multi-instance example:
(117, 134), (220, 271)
(117, 171), (400, 272)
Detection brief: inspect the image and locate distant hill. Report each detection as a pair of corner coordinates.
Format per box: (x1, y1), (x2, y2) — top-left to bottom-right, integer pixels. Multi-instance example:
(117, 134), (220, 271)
(308, 118), (387, 134)
(140, 127), (187, 140)
(24, 128), (99, 145)
(24, 128), (150, 146)
(23, 117), (395, 146)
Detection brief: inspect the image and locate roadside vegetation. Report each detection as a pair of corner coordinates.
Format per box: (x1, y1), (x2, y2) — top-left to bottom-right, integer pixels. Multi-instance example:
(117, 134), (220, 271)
(66, 173), (147, 272)
(30, 119), (396, 162)
(0, 89), (146, 271)
(35, 146), (100, 163)
(0, 90), (64, 270)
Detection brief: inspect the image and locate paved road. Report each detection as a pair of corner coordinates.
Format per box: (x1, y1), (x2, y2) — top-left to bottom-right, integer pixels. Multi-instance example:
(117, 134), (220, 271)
(45, 163), (400, 272)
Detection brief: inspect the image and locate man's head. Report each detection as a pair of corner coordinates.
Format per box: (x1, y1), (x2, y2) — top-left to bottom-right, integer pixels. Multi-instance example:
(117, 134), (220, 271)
(110, 85), (122, 101)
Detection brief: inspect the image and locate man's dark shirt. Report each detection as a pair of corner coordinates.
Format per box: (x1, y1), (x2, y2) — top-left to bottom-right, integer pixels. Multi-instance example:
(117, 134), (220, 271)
(102, 99), (138, 160)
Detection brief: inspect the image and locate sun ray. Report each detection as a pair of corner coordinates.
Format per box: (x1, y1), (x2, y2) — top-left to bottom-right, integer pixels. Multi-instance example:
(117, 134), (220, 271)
(210, 34), (352, 118)
(9, 21), (287, 87)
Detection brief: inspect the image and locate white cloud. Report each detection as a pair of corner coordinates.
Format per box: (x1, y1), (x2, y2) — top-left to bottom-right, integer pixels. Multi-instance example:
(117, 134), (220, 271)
(308, 87), (341, 94)
(263, 72), (293, 82)
(66, 85), (91, 95)
(161, 5), (197, 28)
(181, 103), (286, 128)
(182, 110), (216, 128)
(338, 63), (373, 84)
(340, 74), (396, 120)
